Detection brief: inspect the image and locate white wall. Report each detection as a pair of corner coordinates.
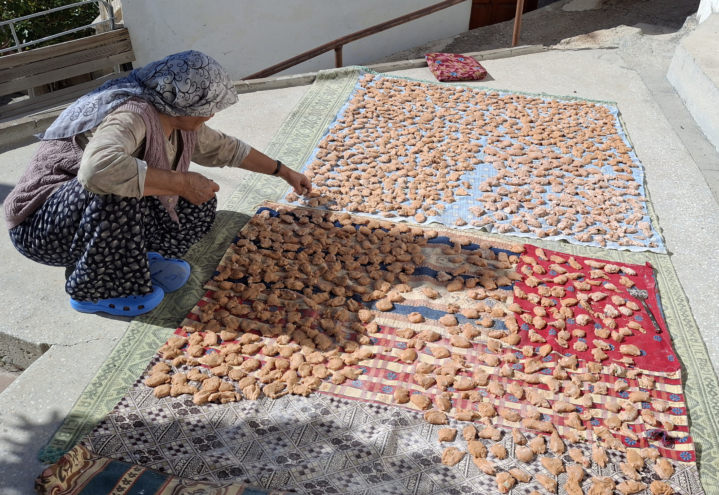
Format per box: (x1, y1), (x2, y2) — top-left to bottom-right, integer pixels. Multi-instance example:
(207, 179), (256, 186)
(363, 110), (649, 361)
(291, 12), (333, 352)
(121, 0), (471, 80)
(698, 0), (719, 23)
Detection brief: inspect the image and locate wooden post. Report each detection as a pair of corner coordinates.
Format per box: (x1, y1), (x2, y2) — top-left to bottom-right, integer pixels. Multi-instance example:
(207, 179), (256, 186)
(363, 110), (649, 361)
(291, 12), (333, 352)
(512, 0), (525, 47)
(335, 46), (343, 68)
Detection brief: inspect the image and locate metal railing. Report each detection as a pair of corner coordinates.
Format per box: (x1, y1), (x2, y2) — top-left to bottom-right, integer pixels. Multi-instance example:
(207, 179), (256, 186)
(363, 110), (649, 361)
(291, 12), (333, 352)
(243, 0), (469, 80)
(0, 0), (115, 55)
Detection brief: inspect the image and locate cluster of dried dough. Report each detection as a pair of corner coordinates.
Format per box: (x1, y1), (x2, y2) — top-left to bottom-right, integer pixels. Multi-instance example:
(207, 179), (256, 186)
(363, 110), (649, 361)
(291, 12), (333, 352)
(422, 350), (676, 492)
(397, 247), (673, 435)
(145, 207), (524, 407)
(514, 248), (665, 370)
(438, 423), (675, 494)
(142, 207), (679, 490)
(289, 73), (657, 249)
(396, 251), (677, 491)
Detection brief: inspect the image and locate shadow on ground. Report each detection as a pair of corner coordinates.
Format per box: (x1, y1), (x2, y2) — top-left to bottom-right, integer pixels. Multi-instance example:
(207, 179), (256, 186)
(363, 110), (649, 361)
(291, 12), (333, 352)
(0, 410), (68, 495)
(0, 184), (15, 205)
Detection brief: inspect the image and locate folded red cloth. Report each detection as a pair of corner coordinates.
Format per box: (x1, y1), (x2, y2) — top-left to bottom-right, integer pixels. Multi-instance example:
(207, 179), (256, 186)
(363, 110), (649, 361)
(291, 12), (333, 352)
(425, 52), (488, 82)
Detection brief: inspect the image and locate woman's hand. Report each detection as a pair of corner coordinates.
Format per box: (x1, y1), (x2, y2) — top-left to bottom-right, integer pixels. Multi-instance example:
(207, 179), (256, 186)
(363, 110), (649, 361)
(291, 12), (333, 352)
(279, 166), (312, 196)
(181, 171), (220, 205)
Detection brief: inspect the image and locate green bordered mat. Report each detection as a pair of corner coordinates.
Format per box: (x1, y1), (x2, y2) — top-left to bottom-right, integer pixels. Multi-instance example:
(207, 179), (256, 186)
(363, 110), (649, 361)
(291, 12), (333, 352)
(38, 66), (719, 495)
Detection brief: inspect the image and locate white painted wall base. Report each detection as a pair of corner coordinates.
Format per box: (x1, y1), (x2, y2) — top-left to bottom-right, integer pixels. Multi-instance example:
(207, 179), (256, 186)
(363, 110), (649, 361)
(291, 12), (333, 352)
(698, 0), (719, 23)
(667, 14), (719, 155)
(121, 0), (471, 80)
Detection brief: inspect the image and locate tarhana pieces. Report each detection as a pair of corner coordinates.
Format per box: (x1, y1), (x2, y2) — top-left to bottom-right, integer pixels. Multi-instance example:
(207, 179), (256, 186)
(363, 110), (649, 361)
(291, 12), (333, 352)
(285, 72), (664, 252)
(140, 205), (693, 495)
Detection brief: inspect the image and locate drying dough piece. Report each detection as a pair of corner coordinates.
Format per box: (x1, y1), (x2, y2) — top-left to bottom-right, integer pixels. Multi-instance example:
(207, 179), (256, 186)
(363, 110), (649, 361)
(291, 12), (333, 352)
(441, 447), (466, 467)
(463, 425), (477, 441)
(588, 477), (616, 495)
(153, 384), (171, 398)
(410, 393), (432, 410)
(549, 432), (565, 455)
(394, 387), (410, 404)
(617, 481), (647, 495)
(535, 473), (557, 494)
(567, 448), (590, 468)
(422, 287), (440, 299)
(489, 443), (507, 460)
(510, 468), (531, 483)
(529, 435), (546, 455)
(418, 330), (441, 342)
(473, 457), (496, 475)
(376, 299), (394, 311)
(437, 428), (457, 442)
(431, 346), (451, 359)
(440, 314), (458, 326)
(496, 472), (516, 494)
(515, 446), (534, 463)
(145, 373), (170, 388)
(467, 440), (487, 458)
(358, 309), (373, 322)
(653, 458), (674, 480)
(552, 401), (575, 413)
(243, 382), (262, 400)
(541, 456), (565, 476)
(450, 335), (472, 348)
(408, 312), (424, 323)
(478, 425), (502, 441)
(626, 449), (644, 471)
(650, 481), (674, 495)
(399, 348), (418, 363)
(424, 409), (448, 425)
(512, 428), (527, 445)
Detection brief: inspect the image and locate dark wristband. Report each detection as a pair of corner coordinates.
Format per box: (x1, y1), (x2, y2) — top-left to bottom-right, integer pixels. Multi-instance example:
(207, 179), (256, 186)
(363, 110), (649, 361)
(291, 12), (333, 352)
(272, 160), (283, 176)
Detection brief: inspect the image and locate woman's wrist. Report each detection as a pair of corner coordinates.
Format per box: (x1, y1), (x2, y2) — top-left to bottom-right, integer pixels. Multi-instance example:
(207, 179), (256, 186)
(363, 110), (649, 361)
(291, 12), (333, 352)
(173, 170), (188, 196)
(144, 167), (187, 197)
(277, 163), (292, 181)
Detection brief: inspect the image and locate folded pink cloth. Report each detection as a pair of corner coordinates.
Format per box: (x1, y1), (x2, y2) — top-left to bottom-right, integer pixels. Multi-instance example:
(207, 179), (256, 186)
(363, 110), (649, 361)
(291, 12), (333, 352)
(425, 53), (488, 82)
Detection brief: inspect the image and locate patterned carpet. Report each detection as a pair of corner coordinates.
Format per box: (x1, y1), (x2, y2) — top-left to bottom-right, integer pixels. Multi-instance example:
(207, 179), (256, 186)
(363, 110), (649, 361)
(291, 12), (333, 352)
(38, 67), (719, 495)
(282, 70), (664, 252)
(74, 204), (700, 494)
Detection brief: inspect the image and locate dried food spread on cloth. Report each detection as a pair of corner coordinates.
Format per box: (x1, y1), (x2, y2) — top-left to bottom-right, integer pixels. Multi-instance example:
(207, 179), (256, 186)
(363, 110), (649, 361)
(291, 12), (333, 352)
(83, 205), (700, 495)
(281, 71), (665, 253)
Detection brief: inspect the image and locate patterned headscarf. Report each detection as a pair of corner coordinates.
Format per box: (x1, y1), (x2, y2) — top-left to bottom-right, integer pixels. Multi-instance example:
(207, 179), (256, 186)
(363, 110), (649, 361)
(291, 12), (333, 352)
(39, 50), (238, 140)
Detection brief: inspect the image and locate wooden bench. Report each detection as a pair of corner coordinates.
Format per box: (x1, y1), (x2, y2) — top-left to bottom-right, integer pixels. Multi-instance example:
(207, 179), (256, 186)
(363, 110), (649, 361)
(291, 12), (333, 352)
(0, 27), (135, 121)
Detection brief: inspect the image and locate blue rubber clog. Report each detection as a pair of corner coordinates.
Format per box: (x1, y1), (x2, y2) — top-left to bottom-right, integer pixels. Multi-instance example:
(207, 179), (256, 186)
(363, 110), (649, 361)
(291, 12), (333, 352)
(148, 252), (191, 293)
(70, 285), (165, 316)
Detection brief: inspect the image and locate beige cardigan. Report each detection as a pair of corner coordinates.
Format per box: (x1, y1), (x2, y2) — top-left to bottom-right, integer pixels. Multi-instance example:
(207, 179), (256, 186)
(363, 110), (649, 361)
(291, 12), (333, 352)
(76, 108), (251, 198)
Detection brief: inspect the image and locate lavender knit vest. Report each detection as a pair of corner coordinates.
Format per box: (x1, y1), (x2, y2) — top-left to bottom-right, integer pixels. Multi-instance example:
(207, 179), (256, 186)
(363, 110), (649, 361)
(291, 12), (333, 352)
(4, 97), (197, 228)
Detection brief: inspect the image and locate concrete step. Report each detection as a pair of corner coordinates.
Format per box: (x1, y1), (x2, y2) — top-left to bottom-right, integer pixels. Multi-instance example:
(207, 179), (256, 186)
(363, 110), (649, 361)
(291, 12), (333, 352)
(668, 13), (719, 156)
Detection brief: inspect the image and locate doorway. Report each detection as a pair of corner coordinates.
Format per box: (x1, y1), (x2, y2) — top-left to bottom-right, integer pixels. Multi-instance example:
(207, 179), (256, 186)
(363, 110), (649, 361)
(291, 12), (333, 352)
(469, 0), (540, 30)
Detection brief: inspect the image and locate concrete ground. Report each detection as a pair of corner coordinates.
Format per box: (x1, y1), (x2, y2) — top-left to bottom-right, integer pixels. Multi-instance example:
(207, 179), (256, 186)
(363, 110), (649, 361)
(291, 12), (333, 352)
(2, 29), (719, 495)
(374, 0), (701, 62)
